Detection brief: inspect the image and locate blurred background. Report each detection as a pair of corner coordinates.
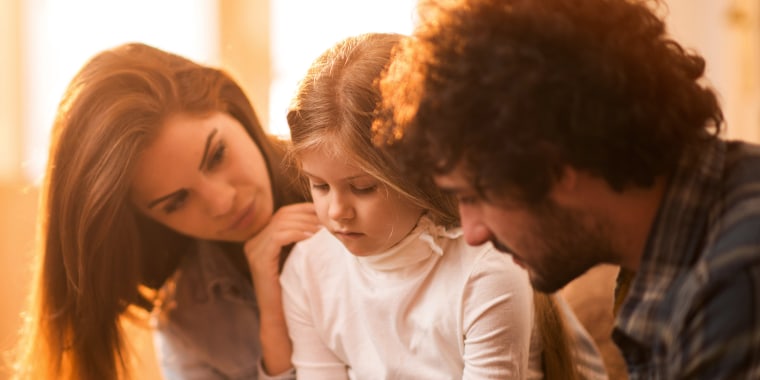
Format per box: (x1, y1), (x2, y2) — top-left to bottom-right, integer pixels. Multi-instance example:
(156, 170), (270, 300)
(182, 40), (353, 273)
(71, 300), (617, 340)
(0, 0), (757, 379)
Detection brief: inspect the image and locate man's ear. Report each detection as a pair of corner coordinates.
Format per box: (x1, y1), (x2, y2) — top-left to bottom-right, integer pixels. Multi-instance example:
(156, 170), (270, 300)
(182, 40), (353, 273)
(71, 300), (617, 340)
(556, 166), (579, 191)
(549, 165), (580, 204)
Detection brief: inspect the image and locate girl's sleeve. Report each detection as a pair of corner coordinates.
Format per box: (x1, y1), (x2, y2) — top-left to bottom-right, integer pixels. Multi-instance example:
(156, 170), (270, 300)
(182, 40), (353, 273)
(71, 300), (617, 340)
(280, 244), (349, 380)
(461, 249), (535, 379)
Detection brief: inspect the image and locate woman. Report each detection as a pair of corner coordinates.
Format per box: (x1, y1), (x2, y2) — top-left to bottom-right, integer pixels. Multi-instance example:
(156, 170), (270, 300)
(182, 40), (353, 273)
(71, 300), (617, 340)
(13, 43), (319, 380)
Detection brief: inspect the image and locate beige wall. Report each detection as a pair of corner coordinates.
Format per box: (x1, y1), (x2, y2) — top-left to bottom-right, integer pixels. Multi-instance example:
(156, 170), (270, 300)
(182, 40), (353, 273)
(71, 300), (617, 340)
(0, 185), (37, 379)
(0, 0), (21, 182)
(218, 0), (272, 132)
(0, 0), (28, 378)
(666, 0), (760, 142)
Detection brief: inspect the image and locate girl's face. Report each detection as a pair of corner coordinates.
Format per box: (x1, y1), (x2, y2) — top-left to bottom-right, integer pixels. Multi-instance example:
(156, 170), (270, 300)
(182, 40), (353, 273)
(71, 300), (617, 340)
(299, 148), (423, 256)
(130, 112), (274, 242)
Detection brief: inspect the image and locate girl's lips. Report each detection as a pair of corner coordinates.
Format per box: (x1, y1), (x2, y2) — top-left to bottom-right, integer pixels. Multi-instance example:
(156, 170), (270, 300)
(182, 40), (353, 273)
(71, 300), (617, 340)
(333, 231), (364, 239)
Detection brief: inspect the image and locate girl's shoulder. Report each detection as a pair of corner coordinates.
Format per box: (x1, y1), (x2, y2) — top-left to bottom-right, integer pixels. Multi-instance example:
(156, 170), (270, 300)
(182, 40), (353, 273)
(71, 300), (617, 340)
(437, 231), (515, 267)
(286, 228), (347, 268)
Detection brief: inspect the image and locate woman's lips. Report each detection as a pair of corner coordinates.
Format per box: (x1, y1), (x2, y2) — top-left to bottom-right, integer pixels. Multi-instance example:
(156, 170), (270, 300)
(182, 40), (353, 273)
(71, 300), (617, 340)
(225, 203), (254, 232)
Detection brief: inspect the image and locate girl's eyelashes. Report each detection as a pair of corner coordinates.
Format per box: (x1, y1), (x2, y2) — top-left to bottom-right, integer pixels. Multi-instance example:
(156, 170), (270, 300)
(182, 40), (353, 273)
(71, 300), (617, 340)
(351, 184), (377, 194)
(308, 180), (378, 195)
(163, 190), (189, 214)
(207, 141), (226, 170)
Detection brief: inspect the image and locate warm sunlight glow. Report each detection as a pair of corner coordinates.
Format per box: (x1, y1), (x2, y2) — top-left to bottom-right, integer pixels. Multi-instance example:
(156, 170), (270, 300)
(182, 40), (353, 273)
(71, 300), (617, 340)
(269, 0), (418, 137)
(23, 0), (218, 183)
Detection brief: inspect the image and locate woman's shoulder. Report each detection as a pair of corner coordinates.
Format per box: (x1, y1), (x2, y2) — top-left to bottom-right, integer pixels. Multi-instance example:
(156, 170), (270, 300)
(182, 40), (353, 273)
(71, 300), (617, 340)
(151, 242), (263, 378)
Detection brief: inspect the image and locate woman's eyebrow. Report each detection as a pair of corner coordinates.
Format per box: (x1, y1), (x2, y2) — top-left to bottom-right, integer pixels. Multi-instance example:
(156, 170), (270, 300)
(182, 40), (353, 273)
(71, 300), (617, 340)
(198, 128), (218, 170)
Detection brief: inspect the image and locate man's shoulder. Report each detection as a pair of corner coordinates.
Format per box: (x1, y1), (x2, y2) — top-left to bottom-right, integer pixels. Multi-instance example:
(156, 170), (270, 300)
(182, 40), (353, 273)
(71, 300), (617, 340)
(722, 140), (760, 193)
(702, 140), (760, 274)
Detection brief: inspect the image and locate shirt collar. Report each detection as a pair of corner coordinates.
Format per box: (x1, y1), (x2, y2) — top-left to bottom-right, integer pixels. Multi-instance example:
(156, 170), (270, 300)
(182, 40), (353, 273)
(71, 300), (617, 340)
(356, 215), (462, 271)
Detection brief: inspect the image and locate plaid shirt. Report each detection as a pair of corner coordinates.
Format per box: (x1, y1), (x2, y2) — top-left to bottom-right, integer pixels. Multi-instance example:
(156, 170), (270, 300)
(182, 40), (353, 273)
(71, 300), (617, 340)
(613, 139), (760, 379)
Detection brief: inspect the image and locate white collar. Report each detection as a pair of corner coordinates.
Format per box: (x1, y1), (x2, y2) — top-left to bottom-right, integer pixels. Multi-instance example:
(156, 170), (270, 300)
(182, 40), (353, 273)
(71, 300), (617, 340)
(355, 216), (462, 271)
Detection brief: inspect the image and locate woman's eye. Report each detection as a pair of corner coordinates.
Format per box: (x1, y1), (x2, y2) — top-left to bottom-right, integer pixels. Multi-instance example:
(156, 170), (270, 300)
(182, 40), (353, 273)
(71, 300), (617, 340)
(163, 190), (189, 214)
(208, 143), (226, 169)
(311, 183), (329, 192)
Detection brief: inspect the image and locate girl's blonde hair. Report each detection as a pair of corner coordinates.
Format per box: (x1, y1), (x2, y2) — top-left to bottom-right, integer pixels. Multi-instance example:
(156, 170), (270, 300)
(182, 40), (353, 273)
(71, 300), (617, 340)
(14, 43), (303, 380)
(287, 32), (581, 379)
(287, 33), (458, 228)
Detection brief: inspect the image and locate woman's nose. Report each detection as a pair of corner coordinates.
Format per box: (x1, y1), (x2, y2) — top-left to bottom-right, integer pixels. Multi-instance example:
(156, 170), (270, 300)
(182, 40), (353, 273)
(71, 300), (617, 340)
(198, 178), (235, 217)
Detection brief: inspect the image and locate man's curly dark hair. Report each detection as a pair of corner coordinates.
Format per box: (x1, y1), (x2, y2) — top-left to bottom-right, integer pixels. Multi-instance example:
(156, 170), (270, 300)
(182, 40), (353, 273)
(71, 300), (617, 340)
(373, 0), (723, 204)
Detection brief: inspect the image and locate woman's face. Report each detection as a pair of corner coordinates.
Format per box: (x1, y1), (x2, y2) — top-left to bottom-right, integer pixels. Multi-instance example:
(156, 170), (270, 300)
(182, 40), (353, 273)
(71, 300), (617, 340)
(130, 112), (274, 242)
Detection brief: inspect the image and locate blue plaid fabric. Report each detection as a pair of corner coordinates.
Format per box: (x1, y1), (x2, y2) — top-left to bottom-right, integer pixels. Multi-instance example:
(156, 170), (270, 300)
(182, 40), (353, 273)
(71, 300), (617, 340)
(613, 140), (760, 379)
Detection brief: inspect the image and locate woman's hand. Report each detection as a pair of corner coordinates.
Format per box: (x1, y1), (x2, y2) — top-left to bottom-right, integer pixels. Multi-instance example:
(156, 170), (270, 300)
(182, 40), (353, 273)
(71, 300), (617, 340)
(242, 202), (320, 376)
(243, 202), (320, 281)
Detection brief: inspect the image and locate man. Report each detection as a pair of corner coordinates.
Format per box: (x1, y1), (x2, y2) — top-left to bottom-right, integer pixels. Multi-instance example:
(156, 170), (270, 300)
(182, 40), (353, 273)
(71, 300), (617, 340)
(372, 0), (760, 378)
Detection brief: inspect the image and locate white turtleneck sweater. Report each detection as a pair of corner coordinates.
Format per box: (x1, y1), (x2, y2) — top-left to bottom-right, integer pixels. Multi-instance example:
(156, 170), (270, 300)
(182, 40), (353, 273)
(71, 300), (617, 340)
(280, 217), (543, 379)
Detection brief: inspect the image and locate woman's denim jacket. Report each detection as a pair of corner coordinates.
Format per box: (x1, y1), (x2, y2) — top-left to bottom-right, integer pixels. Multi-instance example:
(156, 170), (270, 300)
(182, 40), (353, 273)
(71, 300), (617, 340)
(152, 241), (295, 380)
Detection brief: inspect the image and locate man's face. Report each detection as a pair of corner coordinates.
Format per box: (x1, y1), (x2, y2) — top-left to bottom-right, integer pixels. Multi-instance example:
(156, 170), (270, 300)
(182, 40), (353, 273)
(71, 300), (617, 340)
(434, 163), (612, 293)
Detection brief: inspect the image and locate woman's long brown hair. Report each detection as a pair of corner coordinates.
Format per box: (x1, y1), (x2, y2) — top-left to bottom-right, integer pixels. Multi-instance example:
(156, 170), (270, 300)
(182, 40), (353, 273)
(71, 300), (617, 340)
(12, 43), (302, 380)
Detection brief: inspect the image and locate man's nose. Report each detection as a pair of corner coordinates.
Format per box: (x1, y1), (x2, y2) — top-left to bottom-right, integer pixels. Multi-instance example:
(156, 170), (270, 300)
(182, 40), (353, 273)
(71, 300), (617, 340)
(459, 209), (492, 246)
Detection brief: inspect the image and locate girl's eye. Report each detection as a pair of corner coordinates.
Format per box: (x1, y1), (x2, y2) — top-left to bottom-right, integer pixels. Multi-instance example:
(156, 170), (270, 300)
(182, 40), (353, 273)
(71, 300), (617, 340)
(311, 183), (329, 192)
(163, 190), (189, 214)
(208, 143), (226, 170)
(351, 185), (377, 195)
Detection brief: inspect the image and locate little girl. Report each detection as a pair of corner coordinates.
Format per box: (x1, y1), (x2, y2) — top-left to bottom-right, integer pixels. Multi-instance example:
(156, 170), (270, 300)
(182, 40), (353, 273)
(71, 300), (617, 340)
(282, 33), (607, 379)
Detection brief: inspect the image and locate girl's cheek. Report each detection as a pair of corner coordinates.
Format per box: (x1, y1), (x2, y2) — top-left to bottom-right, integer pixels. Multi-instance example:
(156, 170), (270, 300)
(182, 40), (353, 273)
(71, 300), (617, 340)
(313, 198), (330, 224)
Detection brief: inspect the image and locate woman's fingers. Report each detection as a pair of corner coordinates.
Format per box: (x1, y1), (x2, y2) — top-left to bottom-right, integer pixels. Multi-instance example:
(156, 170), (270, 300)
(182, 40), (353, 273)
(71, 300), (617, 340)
(243, 202), (321, 274)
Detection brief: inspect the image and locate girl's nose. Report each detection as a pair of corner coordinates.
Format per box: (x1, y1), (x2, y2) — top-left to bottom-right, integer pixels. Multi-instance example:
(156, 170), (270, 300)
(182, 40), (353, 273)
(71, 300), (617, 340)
(327, 192), (354, 221)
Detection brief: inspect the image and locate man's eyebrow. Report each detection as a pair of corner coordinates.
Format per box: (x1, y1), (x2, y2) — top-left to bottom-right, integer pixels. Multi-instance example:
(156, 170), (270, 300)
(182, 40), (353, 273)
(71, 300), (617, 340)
(198, 128), (219, 170)
(147, 189), (184, 209)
